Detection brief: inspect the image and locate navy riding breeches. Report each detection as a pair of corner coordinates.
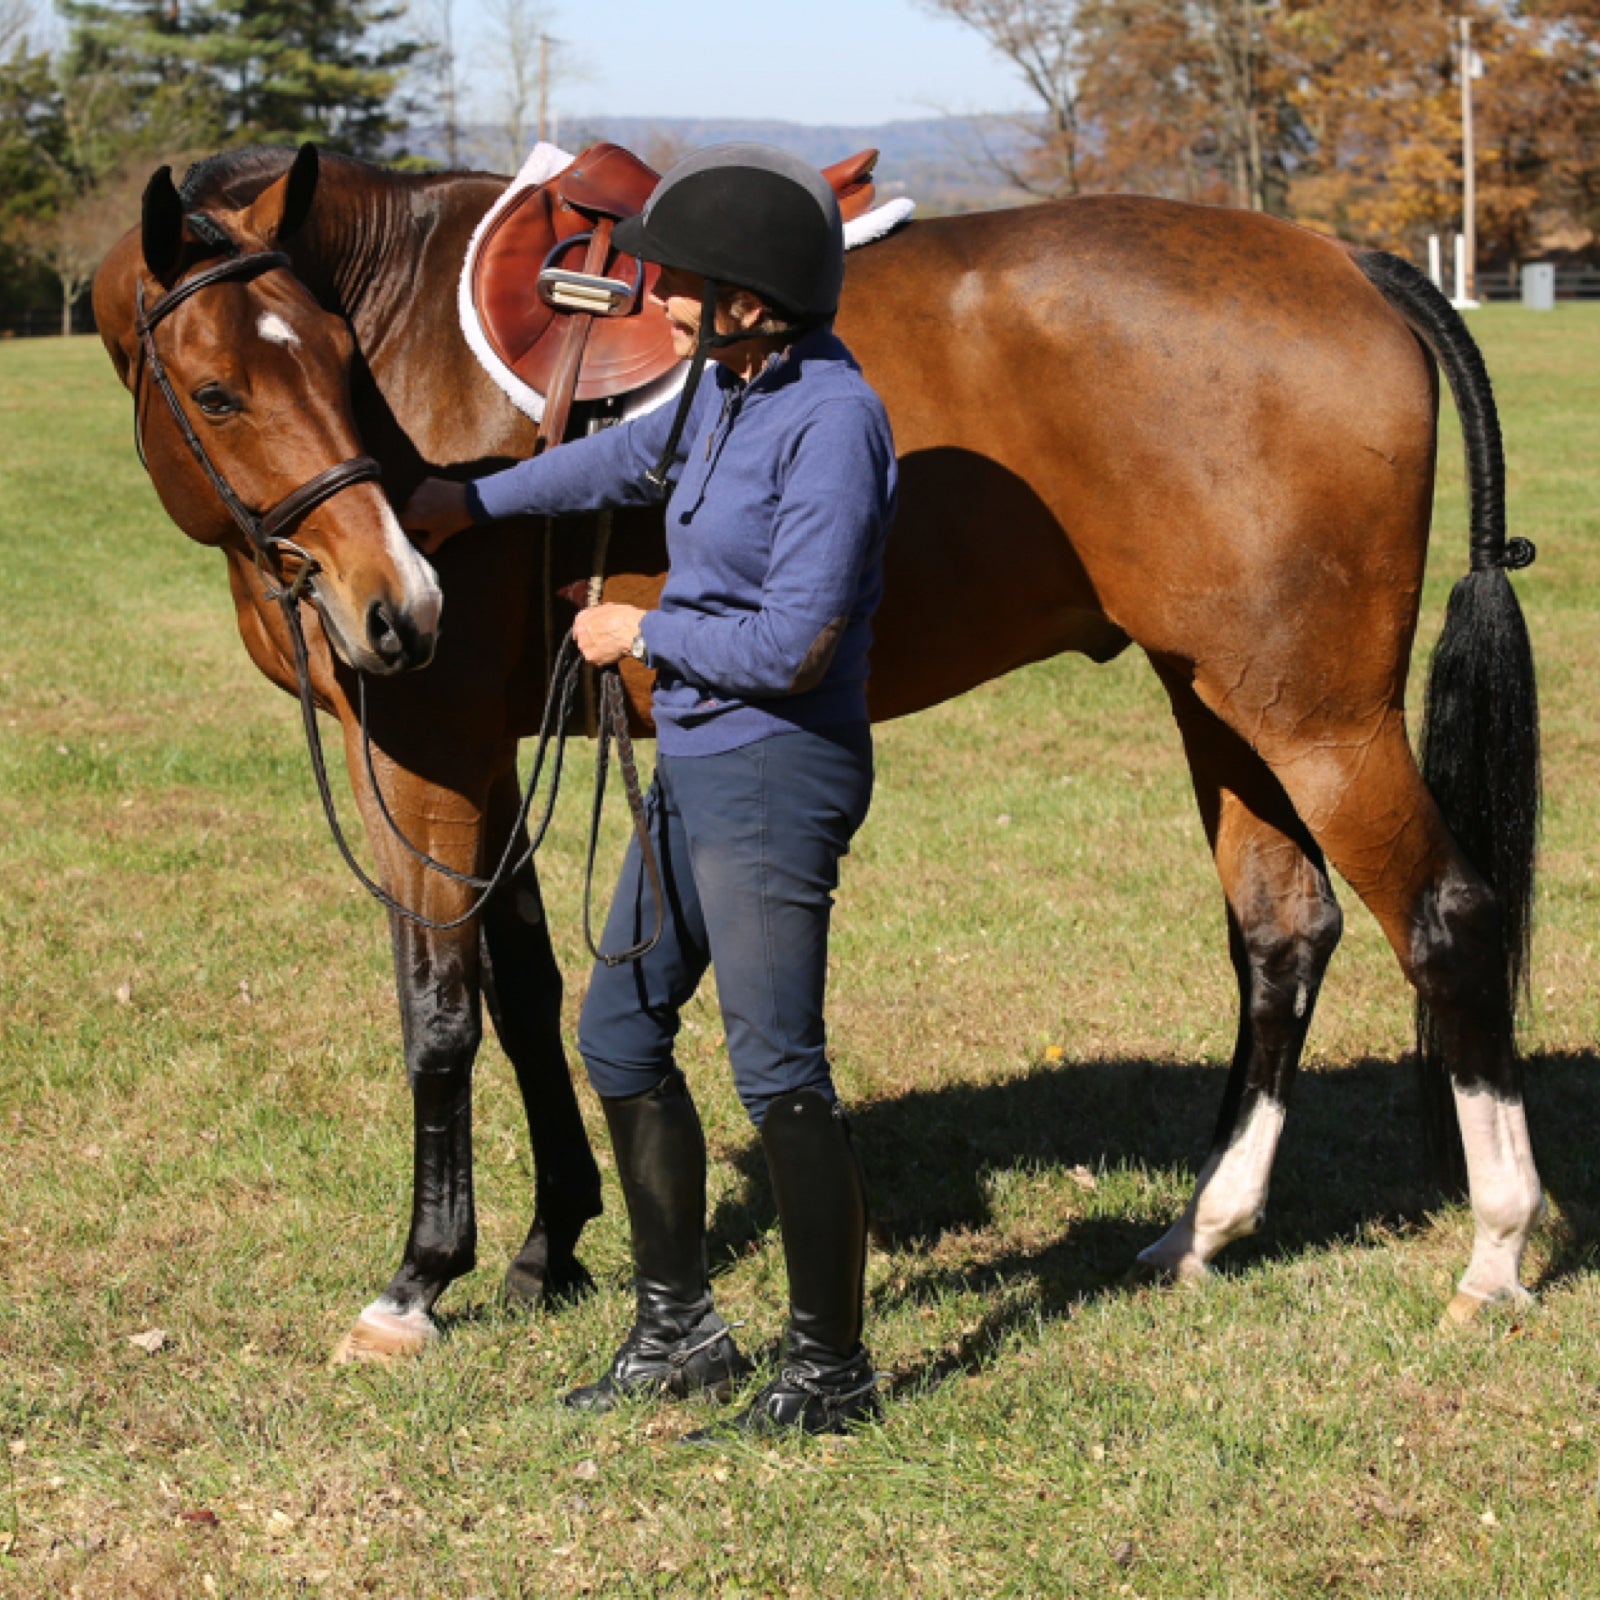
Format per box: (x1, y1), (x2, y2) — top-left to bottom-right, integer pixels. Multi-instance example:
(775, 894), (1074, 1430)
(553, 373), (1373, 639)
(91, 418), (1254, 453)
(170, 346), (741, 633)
(577, 724), (873, 1126)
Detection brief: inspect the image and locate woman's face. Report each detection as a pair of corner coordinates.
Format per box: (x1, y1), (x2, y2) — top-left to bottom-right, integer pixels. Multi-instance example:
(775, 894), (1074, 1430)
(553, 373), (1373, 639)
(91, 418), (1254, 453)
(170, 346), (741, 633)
(651, 264), (708, 362)
(650, 264), (766, 363)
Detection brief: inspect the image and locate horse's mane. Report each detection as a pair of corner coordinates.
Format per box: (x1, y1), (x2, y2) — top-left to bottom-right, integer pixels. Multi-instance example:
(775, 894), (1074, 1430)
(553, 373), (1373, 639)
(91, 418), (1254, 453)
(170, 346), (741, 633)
(179, 146), (299, 210)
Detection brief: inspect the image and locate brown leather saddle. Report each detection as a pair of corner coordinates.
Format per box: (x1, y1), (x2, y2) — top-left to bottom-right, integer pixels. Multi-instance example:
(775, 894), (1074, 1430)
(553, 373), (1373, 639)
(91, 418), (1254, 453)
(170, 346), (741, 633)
(469, 142), (881, 445)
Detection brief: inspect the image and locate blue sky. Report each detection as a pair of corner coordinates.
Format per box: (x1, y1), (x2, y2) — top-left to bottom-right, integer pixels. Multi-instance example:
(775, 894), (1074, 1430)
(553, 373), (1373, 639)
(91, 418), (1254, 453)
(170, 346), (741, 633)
(452, 0), (1033, 127)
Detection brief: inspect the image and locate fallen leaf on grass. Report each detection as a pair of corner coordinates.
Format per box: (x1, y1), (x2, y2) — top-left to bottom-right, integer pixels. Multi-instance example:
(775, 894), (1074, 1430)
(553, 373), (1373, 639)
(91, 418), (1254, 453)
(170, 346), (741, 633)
(127, 1328), (168, 1354)
(180, 1509), (219, 1528)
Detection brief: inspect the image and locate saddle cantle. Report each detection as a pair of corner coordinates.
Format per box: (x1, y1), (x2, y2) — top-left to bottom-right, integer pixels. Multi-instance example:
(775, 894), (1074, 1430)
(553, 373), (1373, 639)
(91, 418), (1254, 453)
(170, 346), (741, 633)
(461, 140), (909, 435)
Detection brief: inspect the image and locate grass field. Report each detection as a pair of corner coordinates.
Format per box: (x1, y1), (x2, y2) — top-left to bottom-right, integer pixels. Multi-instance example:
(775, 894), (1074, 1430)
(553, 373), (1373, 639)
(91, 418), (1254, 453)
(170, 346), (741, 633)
(2, 307), (1599, 1599)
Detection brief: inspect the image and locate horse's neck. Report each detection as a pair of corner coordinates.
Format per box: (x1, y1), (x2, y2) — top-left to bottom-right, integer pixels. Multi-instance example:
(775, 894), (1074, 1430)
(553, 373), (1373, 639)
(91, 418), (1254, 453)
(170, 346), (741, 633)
(301, 168), (539, 471)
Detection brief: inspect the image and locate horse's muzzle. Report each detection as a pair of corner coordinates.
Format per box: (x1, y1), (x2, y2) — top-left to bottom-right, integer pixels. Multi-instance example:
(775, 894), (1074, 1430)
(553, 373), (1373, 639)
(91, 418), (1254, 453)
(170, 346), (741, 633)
(366, 597), (438, 673)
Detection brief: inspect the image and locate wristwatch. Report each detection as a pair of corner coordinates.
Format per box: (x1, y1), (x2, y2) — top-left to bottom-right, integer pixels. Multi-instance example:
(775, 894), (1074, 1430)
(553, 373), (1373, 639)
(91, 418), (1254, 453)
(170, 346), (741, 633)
(629, 629), (648, 663)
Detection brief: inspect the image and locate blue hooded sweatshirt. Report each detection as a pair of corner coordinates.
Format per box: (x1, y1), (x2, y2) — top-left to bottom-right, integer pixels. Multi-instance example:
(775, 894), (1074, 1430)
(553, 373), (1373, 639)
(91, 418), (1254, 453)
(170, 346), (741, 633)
(465, 327), (897, 757)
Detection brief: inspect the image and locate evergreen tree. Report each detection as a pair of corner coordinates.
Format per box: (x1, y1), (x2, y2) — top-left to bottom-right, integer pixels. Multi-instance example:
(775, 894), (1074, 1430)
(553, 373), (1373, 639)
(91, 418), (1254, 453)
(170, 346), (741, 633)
(193, 0), (419, 157)
(55, 0), (419, 158)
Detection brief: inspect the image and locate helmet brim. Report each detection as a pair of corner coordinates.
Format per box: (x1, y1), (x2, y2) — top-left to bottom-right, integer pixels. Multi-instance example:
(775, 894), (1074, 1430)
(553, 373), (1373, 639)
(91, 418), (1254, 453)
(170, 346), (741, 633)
(612, 213), (672, 269)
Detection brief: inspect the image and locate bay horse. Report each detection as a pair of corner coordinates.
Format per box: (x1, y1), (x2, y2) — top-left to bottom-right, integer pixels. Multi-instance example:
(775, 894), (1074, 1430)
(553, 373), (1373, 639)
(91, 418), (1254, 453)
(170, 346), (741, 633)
(92, 143), (1542, 1364)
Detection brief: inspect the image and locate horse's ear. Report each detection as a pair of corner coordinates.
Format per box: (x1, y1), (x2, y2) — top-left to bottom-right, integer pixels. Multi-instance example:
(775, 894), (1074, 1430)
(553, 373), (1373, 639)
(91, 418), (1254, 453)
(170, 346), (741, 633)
(141, 165), (185, 286)
(249, 143), (320, 242)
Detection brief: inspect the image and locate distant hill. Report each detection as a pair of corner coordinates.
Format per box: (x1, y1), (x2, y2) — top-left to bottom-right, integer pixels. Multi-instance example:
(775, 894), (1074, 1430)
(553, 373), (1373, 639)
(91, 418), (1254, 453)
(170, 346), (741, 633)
(423, 115), (1035, 215)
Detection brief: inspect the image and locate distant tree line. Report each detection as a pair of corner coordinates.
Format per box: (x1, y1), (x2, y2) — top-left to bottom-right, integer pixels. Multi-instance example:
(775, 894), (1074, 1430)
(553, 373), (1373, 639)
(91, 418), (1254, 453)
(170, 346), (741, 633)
(3, 0), (1600, 331)
(927, 0), (1600, 262)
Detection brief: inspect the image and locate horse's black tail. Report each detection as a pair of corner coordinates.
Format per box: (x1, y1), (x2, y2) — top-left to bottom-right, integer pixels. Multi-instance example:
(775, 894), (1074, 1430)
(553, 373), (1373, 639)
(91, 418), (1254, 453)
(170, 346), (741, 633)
(1355, 250), (1541, 1192)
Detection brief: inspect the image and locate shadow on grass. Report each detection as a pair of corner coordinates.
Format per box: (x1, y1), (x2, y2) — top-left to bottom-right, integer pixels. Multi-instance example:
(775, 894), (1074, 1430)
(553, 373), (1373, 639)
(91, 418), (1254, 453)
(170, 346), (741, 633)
(705, 1048), (1600, 1390)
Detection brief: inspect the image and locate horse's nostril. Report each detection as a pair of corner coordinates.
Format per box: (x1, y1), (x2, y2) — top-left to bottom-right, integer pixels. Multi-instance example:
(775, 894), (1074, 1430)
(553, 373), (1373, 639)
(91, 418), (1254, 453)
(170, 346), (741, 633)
(367, 600), (403, 661)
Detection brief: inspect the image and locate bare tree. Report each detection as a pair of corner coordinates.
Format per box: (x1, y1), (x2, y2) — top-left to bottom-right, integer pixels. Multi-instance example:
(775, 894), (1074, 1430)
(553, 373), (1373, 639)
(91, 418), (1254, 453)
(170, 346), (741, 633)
(21, 166), (151, 334)
(482, 0), (560, 171)
(0, 0), (37, 56)
(921, 0), (1085, 197)
(412, 0), (462, 166)
(1186, 0), (1271, 211)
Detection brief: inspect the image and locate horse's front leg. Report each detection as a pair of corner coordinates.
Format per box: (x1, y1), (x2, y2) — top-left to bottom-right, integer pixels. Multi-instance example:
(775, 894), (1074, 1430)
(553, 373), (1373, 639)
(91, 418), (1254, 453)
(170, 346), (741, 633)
(329, 729), (497, 1364)
(480, 773), (603, 1307)
(334, 901), (486, 1362)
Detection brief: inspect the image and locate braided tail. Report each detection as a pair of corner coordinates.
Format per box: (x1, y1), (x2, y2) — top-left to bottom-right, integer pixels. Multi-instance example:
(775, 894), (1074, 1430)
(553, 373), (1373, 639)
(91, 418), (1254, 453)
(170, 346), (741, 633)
(1354, 251), (1541, 1191)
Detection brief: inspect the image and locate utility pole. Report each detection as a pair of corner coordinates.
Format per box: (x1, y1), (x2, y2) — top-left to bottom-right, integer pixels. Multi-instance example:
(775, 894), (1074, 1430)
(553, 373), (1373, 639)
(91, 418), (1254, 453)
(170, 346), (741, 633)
(1459, 15), (1478, 305)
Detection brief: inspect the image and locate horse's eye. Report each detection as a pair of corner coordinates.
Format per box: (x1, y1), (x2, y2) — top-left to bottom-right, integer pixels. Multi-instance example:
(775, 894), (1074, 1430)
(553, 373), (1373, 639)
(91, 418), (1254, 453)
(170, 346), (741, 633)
(193, 383), (240, 416)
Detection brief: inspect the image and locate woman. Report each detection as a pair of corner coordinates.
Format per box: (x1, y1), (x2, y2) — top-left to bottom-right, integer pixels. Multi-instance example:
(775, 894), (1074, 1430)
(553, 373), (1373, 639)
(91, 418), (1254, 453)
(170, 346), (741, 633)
(404, 144), (897, 1438)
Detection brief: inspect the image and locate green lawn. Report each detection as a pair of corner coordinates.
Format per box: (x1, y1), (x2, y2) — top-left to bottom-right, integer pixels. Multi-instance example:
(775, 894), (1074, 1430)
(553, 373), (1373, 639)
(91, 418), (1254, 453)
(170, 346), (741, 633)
(1, 307), (1598, 1599)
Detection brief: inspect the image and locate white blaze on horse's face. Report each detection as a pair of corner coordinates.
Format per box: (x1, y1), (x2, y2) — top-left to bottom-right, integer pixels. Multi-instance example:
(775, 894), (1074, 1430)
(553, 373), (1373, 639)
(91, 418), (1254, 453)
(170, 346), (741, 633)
(256, 311), (301, 348)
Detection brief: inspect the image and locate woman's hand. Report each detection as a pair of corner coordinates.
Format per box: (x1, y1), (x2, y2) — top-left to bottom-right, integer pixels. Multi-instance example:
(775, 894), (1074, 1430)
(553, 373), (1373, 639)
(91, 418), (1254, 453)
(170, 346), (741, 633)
(574, 603), (646, 667)
(402, 478), (474, 555)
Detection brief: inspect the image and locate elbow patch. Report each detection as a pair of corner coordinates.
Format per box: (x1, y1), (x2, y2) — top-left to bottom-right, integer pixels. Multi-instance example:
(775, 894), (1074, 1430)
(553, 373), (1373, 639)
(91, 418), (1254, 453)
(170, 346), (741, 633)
(788, 617), (847, 694)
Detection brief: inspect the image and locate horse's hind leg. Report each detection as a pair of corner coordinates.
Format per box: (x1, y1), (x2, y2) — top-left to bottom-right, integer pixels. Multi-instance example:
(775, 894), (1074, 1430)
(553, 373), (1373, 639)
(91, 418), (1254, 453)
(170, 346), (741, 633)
(1252, 709), (1542, 1317)
(478, 783), (603, 1306)
(1136, 666), (1343, 1280)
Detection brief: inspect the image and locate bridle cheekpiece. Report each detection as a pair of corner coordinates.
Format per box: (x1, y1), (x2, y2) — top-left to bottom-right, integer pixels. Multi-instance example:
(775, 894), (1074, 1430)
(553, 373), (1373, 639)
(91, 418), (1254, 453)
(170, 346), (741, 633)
(131, 240), (382, 601)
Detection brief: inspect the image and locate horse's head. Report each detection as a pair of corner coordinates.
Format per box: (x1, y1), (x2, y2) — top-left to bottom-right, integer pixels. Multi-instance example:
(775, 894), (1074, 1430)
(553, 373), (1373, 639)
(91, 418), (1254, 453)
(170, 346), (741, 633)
(95, 145), (442, 675)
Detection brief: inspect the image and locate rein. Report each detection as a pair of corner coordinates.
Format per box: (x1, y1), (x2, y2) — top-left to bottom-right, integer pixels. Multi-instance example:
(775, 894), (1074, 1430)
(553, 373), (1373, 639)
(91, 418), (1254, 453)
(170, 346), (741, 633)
(131, 243), (662, 961)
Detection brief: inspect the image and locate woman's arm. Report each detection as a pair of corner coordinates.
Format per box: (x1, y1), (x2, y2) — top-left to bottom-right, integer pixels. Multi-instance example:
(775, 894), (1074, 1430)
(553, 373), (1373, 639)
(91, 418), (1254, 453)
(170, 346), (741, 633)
(402, 388), (691, 553)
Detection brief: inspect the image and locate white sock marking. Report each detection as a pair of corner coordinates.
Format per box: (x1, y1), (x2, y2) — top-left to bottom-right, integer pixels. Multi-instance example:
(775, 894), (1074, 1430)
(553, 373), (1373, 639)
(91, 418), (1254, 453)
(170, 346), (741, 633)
(1454, 1088), (1542, 1304)
(1139, 1096), (1287, 1276)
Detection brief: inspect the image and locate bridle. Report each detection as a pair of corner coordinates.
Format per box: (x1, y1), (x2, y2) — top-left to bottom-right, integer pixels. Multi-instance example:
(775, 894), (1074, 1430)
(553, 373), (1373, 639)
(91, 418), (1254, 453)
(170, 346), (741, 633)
(132, 248), (382, 603)
(128, 242), (663, 960)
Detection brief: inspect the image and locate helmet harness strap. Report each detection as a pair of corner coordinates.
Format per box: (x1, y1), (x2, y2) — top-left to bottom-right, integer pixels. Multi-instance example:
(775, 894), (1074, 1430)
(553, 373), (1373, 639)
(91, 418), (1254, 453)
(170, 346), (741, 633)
(642, 276), (824, 497)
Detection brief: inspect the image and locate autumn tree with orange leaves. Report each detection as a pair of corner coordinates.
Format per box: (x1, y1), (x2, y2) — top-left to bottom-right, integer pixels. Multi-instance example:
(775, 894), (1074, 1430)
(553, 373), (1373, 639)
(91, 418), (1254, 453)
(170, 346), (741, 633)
(929, 0), (1600, 258)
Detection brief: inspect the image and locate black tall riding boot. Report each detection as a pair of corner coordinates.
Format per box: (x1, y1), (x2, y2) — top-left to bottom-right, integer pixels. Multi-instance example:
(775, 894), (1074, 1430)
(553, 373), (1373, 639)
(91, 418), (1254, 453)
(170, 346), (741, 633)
(690, 1088), (880, 1440)
(563, 1071), (749, 1412)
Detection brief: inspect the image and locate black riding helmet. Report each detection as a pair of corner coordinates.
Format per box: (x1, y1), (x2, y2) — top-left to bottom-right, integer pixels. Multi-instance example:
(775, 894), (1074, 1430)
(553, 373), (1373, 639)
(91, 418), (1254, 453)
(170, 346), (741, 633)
(613, 144), (846, 493)
(614, 142), (845, 321)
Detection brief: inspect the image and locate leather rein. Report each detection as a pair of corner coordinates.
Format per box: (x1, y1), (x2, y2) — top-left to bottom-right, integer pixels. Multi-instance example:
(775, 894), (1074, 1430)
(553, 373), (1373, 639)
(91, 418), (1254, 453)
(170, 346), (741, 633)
(131, 245), (663, 962)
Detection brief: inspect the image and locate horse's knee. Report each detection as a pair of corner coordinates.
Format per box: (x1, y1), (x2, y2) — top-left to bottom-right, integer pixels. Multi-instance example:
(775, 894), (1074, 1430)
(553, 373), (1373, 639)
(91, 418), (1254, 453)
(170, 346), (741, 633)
(405, 1005), (482, 1088)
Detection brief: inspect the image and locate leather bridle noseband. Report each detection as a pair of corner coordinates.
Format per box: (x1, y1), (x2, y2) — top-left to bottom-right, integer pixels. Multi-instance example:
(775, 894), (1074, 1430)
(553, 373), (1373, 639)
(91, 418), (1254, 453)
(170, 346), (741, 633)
(133, 247), (382, 602)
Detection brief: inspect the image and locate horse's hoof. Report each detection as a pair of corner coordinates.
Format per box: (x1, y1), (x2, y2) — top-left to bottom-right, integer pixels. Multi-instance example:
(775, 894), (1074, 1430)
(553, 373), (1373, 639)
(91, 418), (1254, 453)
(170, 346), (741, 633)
(1440, 1284), (1532, 1331)
(1441, 1290), (1487, 1329)
(1126, 1251), (1209, 1288)
(1124, 1257), (1174, 1288)
(502, 1254), (595, 1311)
(330, 1302), (438, 1365)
